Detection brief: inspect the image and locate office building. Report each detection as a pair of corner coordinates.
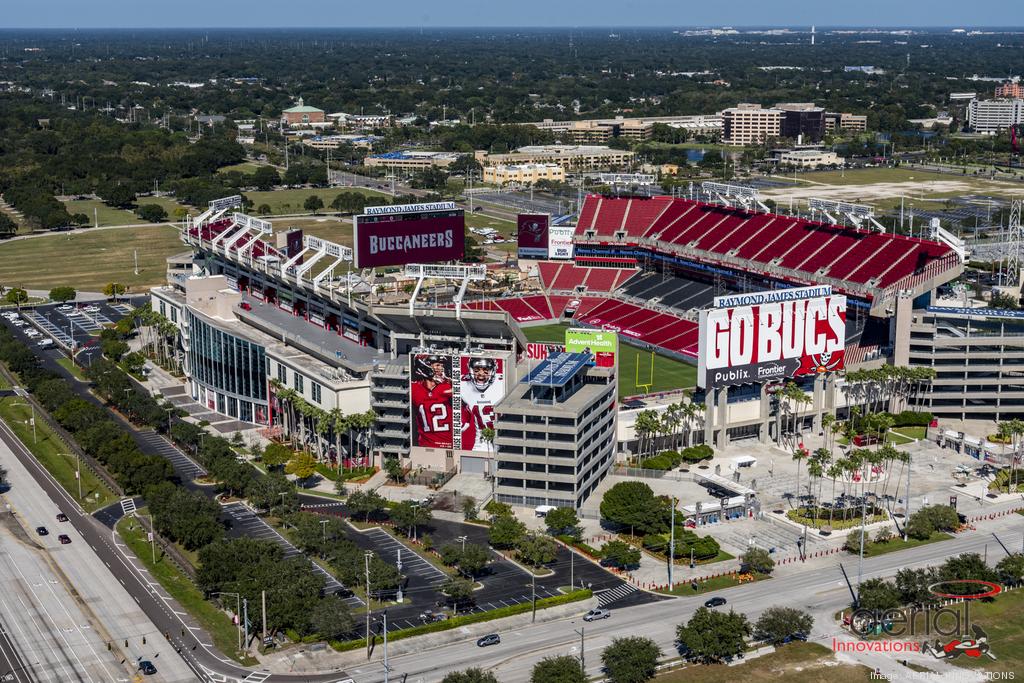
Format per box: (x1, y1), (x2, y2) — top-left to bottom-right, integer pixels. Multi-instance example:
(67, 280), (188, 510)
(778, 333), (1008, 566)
(280, 97), (325, 127)
(721, 104), (783, 145)
(482, 163), (565, 185)
(477, 145), (634, 170)
(967, 99), (1024, 133)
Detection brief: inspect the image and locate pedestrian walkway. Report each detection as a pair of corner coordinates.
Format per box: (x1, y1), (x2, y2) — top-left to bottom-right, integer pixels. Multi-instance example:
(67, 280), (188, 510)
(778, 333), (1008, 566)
(221, 502), (362, 607)
(596, 583), (638, 607)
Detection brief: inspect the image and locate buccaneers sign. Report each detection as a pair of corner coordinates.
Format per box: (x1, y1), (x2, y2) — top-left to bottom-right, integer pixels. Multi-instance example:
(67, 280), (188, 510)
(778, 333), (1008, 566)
(697, 286), (846, 389)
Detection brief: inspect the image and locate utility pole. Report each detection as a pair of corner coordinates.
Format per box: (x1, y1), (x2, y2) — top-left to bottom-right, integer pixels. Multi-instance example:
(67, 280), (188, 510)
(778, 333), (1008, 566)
(903, 452), (912, 541)
(574, 625), (585, 676)
(242, 598), (249, 649)
(570, 550), (574, 589)
(396, 548), (403, 603)
(531, 572), (537, 623)
(261, 590), (267, 648)
(668, 496), (676, 586)
(75, 453), (82, 499)
(133, 250), (139, 276)
(365, 551), (373, 659)
(383, 612), (390, 683)
(149, 513), (156, 564)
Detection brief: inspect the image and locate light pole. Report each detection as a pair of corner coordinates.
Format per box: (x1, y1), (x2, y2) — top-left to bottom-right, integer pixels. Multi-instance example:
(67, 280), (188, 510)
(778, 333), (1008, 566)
(668, 496), (676, 586)
(61, 453), (82, 499)
(319, 518), (328, 542)
(365, 550), (373, 660)
(10, 401), (36, 444)
(456, 535), (467, 553)
(529, 574), (537, 623)
(164, 405), (174, 435)
(212, 591), (242, 650)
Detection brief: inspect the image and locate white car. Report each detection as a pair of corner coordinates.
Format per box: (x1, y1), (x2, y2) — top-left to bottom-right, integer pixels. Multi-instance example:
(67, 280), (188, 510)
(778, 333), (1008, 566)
(11, 320), (25, 327)
(37, 338), (54, 347)
(24, 329), (39, 337)
(57, 305), (73, 312)
(83, 306), (100, 313)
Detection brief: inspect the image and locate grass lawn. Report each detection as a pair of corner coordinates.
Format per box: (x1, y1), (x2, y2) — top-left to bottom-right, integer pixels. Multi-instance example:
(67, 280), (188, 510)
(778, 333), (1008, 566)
(521, 322), (698, 398)
(0, 225), (183, 291)
(116, 515), (258, 666)
(0, 396), (116, 512)
(656, 571), (768, 596)
(243, 187), (388, 216)
(217, 162), (262, 175)
(267, 216), (353, 245)
(62, 199), (139, 227)
(887, 426), (927, 444)
(859, 532), (952, 558)
(56, 357), (87, 381)
(656, 642), (873, 683)
(135, 195), (190, 219)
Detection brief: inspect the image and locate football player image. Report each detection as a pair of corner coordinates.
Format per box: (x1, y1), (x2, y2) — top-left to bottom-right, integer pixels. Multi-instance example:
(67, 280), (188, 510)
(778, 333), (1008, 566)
(410, 354), (454, 449)
(460, 356), (504, 452)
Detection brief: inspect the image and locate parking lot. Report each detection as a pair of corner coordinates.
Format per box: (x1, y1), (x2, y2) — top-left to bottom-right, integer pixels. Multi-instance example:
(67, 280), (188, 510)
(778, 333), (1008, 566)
(134, 429), (207, 481)
(221, 502), (362, 607)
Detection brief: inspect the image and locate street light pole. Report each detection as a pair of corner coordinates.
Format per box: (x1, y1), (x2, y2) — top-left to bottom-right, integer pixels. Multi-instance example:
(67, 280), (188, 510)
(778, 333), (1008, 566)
(669, 496), (676, 586)
(212, 592), (242, 650)
(531, 572), (537, 623)
(574, 626), (585, 676)
(365, 551), (373, 660)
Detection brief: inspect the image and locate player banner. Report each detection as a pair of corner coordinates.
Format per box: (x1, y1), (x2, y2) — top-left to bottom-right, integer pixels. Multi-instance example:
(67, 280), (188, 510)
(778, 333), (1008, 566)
(517, 214), (550, 259)
(410, 353), (506, 453)
(698, 287), (846, 389)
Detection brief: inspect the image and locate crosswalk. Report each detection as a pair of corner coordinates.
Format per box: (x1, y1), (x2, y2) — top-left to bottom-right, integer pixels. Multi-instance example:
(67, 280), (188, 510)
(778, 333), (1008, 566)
(241, 672), (271, 683)
(596, 583), (638, 607)
(120, 498), (137, 516)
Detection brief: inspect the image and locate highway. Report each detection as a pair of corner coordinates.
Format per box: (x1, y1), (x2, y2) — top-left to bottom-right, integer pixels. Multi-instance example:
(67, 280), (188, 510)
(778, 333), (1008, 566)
(0, 407), (355, 683)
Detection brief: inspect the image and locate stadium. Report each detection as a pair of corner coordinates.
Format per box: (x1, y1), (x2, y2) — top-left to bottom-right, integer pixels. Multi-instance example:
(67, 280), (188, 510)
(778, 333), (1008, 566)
(154, 183), (1024, 509)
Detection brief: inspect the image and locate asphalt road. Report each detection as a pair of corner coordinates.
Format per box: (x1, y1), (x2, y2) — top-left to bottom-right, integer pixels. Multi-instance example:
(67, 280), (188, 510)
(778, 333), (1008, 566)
(356, 514), (1024, 683)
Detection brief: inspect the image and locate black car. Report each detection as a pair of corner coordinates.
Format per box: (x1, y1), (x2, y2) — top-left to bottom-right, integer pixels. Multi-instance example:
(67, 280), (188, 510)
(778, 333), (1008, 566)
(621, 399), (646, 410)
(477, 634), (501, 647)
(56, 513), (69, 523)
(704, 596), (727, 608)
(36, 526), (49, 536)
(138, 660), (157, 675)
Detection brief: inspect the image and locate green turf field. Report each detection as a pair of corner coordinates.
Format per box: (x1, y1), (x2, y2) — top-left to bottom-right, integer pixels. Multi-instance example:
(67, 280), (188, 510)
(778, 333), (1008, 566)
(242, 187), (389, 215)
(521, 322), (697, 398)
(0, 225), (184, 291)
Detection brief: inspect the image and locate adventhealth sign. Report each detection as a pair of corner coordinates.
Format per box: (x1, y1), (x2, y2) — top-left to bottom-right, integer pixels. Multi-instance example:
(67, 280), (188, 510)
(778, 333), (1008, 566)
(698, 286), (846, 389)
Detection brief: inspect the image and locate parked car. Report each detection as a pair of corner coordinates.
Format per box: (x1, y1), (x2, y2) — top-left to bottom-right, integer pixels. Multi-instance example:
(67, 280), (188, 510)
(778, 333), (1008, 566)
(56, 513), (68, 523)
(57, 305), (73, 312)
(37, 339), (54, 347)
(138, 660), (157, 675)
(476, 634), (501, 647)
(58, 534), (71, 545)
(583, 608), (611, 622)
(621, 399), (646, 410)
(704, 596), (727, 608)
(419, 610), (448, 623)
(36, 526), (49, 536)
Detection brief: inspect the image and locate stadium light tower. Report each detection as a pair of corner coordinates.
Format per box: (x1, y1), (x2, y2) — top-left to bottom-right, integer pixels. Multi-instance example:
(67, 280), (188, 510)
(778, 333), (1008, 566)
(1008, 200), (1023, 289)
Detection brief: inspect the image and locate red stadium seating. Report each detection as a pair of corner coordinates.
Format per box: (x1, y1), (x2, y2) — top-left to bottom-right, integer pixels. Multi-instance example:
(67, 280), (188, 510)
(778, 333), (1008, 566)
(573, 297), (700, 358)
(574, 195), (957, 294)
(539, 263), (639, 293)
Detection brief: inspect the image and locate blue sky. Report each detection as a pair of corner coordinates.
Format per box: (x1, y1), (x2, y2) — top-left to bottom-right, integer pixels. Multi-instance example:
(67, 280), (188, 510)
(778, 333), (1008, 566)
(3, 0), (1020, 29)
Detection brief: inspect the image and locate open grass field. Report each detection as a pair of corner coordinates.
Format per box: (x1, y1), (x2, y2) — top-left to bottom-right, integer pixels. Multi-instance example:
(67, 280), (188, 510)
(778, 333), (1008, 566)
(217, 161), (262, 175)
(0, 225), (184, 291)
(0, 396), (117, 512)
(242, 186), (388, 215)
(61, 199), (139, 227)
(656, 642), (873, 683)
(134, 194), (190, 218)
(522, 322), (698, 398)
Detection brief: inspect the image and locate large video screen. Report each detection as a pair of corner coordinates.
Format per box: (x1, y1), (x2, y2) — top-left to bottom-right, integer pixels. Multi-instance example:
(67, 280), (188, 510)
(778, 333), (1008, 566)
(516, 214), (549, 259)
(697, 286), (846, 389)
(354, 208), (465, 268)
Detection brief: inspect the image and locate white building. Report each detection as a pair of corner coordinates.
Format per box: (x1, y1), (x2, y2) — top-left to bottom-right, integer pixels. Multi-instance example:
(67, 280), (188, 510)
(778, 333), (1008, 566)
(967, 99), (1024, 134)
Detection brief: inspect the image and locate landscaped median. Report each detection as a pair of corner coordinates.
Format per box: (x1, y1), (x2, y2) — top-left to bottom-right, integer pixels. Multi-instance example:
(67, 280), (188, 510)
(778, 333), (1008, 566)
(0, 394), (117, 512)
(654, 571), (769, 596)
(328, 588), (593, 652)
(115, 515), (259, 666)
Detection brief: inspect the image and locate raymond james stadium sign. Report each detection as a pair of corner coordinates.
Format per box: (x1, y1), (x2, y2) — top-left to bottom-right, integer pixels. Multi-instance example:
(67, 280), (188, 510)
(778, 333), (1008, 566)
(363, 201), (457, 216)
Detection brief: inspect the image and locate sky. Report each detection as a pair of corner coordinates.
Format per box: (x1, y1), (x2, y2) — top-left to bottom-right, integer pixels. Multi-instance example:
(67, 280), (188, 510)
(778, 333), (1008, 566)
(2, 0), (1021, 29)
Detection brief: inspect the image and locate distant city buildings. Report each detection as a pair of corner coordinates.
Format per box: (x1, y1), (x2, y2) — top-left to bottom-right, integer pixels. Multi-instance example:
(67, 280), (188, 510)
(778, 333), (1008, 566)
(995, 81), (1024, 99)
(280, 97), (325, 127)
(482, 163), (565, 185)
(477, 145), (634, 170)
(771, 147), (845, 168)
(968, 98), (1024, 134)
(364, 150), (461, 170)
(721, 103), (866, 145)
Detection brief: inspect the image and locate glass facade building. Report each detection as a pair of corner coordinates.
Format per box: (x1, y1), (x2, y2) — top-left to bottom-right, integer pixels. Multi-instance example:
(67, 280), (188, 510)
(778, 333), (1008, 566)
(186, 310), (268, 423)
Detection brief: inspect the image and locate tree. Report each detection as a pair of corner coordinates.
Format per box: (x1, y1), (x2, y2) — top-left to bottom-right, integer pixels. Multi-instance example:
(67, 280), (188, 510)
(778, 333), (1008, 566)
(0, 214), (17, 238)
(389, 500), (432, 538)
(461, 496), (478, 521)
(601, 636), (661, 683)
(346, 489), (385, 522)
(488, 514), (526, 549)
(48, 286), (76, 303)
(257, 203), (272, 215)
(100, 183), (136, 209)
(103, 282), (127, 299)
(544, 507), (581, 538)
(440, 577), (476, 611)
(517, 533), (558, 568)
(857, 577), (901, 610)
(285, 451), (318, 482)
(455, 543), (491, 577)
(261, 442), (292, 471)
(303, 194), (324, 214)
(136, 204), (168, 223)
(310, 594), (354, 640)
(740, 547), (775, 575)
(600, 481), (669, 535)
(753, 607), (814, 645)
(251, 166), (281, 191)
(247, 472), (296, 512)
(441, 670), (498, 683)
(531, 655), (585, 683)
(601, 540), (641, 569)
(384, 455), (404, 483)
(4, 288), (28, 305)
(996, 553), (1024, 585)
(676, 607), (750, 663)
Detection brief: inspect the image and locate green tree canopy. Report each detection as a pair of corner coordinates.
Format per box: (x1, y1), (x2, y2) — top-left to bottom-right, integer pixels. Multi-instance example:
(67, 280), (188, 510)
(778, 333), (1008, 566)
(753, 606), (814, 645)
(601, 636), (662, 683)
(531, 655), (585, 683)
(48, 286), (76, 303)
(676, 607), (751, 663)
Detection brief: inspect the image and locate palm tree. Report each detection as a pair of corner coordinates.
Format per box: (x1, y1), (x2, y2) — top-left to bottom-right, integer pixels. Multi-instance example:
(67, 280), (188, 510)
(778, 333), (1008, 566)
(634, 410), (660, 461)
(807, 453), (825, 521)
(826, 461), (843, 528)
(791, 444), (809, 510)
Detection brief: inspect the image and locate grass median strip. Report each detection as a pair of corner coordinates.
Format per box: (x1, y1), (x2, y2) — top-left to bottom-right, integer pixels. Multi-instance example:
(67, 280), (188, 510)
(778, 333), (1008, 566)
(0, 396), (116, 512)
(329, 588), (593, 652)
(656, 572), (769, 596)
(116, 515), (259, 666)
(56, 357), (87, 381)
(858, 532), (952, 558)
